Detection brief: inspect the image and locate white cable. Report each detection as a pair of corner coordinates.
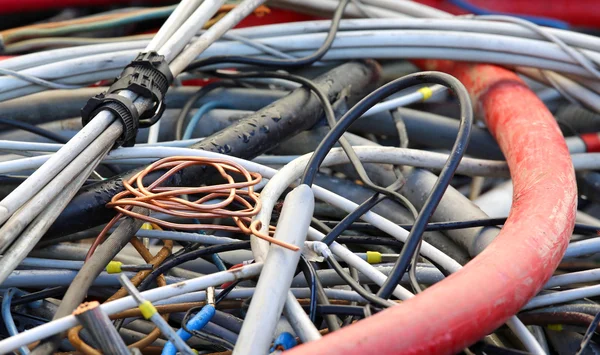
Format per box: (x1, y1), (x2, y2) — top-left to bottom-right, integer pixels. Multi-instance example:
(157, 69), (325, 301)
(4, 18), (600, 72)
(544, 268), (600, 289)
(0, 125), (118, 253)
(0, 111), (116, 226)
(523, 284), (600, 310)
(158, 0), (226, 63)
(283, 292), (322, 343)
(0, 154), (104, 285)
(563, 237), (600, 259)
(363, 84), (445, 116)
(235, 185), (313, 354)
(505, 317), (547, 355)
(2, 32), (599, 101)
(145, 0), (204, 52)
(0, 263), (264, 354)
(169, 0), (268, 76)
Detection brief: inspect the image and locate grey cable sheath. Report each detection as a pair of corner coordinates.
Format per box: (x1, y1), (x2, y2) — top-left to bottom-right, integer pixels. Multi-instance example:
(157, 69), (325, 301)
(0, 123), (121, 255)
(30, 208), (148, 355)
(0, 151), (106, 286)
(235, 185), (314, 354)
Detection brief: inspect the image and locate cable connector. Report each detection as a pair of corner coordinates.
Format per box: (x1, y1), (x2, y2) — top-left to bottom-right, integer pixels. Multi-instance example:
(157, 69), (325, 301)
(306, 241), (332, 259)
(81, 51), (173, 147)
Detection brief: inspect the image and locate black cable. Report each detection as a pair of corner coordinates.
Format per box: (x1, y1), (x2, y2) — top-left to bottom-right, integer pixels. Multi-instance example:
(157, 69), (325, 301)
(185, 0), (349, 72)
(324, 254), (393, 308)
(181, 307), (234, 351)
(297, 71), (473, 299)
(313, 218), (401, 301)
(304, 258), (340, 332)
(215, 280), (241, 305)
(0, 117), (68, 144)
(322, 218), (600, 235)
(174, 80), (239, 140)
(576, 311), (600, 355)
(316, 305), (366, 317)
(321, 194), (387, 245)
(11, 287), (66, 306)
(209, 69), (419, 238)
(335, 235), (403, 248)
(138, 242), (251, 290)
(298, 255), (318, 323)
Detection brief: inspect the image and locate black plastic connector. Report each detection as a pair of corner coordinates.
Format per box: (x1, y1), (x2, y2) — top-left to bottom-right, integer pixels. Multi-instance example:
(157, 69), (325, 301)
(81, 51), (173, 147)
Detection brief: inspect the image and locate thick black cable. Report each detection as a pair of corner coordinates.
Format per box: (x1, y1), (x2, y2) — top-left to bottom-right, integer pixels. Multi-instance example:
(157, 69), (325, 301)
(0, 117), (68, 144)
(185, 0), (349, 71)
(138, 242), (251, 291)
(211, 69), (419, 233)
(324, 254), (393, 308)
(297, 71), (473, 299)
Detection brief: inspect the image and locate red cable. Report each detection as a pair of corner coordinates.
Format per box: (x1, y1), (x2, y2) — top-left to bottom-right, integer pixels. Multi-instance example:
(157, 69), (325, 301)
(285, 61), (577, 354)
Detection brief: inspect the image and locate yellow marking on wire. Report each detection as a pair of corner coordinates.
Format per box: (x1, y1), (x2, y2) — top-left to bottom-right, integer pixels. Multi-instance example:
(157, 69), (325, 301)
(418, 87), (434, 101)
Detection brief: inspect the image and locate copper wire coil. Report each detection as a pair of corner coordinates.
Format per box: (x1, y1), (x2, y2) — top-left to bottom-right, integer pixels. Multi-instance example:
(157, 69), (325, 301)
(87, 156), (298, 260)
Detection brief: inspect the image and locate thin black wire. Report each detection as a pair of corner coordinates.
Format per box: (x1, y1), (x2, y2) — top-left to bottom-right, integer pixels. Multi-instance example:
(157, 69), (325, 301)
(12, 287), (66, 306)
(207, 69), (420, 237)
(174, 80), (239, 140)
(185, 0), (349, 71)
(215, 280), (241, 305)
(313, 217), (404, 300)
(0, 117), (68, 144)
(576, 311), (600, 355)
(180, 309), (233, 351)
(298, 255), (318, 323)
(138, 242), (251, 291)
(296, 71), (473, 299)
(320, 218), (600, 236)
(305, 258), (340, 331)
(316, 305), (366, 317)
(325, 254), (393, 308)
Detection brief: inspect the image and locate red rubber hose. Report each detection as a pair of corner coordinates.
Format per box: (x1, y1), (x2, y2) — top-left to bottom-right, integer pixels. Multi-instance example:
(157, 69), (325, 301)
(285, 61), (577, 354)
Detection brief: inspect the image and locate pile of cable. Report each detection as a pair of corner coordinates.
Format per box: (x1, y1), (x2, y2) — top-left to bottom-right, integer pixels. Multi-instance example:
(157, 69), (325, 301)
(2, 0), (600, 354)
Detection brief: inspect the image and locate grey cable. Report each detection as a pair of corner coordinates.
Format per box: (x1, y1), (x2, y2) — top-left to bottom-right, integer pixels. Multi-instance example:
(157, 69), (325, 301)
(0, 67), (82, 90)
(31, 208), (148, 355)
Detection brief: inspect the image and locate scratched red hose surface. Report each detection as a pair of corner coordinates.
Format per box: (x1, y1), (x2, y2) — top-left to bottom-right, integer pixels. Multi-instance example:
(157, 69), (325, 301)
(286, 61), (577, 354)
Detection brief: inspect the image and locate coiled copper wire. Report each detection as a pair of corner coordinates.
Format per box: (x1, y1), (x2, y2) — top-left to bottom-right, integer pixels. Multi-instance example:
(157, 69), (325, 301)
(87, 156), (298, 259)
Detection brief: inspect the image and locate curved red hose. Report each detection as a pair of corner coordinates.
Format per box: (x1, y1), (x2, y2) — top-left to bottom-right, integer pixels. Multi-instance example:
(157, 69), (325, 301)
(286, 62), (577, 354)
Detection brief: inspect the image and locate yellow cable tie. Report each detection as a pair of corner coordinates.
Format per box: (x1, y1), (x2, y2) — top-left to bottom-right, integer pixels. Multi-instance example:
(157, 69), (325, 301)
(547, 324), (563, 331)
(139, 300), (157, 320)
(366, 251), (382, 264)
(105, 261), (122, 274)
(418, 87), (434, 101)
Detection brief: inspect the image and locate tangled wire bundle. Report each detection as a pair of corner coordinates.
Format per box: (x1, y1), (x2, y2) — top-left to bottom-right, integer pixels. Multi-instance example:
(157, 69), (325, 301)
(86, 156), (298, 260)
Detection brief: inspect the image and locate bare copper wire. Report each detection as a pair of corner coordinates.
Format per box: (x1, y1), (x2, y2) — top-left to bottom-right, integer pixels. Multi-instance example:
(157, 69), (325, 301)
(88, 156), (298, 257)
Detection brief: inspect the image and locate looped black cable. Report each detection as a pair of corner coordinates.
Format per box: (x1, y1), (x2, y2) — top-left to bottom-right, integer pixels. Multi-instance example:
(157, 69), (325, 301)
(298, 71), (473, 299)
